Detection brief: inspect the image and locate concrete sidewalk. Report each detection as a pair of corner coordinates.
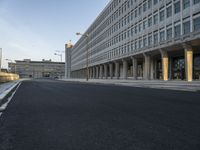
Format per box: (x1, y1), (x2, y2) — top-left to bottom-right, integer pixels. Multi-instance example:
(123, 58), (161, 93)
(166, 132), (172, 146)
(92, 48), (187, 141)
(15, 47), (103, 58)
(60, 78), (200, 92)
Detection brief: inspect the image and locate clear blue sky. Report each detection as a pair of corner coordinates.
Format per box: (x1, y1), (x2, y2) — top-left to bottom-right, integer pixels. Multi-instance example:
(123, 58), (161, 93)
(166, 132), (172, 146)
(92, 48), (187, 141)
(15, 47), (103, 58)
(0, 0), (110, 68)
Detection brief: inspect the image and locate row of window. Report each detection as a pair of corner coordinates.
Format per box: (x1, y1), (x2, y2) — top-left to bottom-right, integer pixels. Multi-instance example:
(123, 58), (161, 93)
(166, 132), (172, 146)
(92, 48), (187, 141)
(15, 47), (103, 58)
(106, 17), (200, 60)
(72, 0), (200, 69)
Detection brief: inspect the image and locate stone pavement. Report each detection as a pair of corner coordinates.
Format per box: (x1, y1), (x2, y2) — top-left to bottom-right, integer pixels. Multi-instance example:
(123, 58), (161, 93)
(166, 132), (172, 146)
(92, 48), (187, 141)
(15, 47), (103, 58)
(60, 78), (200, 92)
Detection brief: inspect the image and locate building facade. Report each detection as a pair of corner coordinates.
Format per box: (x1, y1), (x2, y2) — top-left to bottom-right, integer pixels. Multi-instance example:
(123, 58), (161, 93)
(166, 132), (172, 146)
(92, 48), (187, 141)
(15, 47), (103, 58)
(71, 0), (200, 81)
(8, 59), (65, 79)
(65, 41), (74, 78)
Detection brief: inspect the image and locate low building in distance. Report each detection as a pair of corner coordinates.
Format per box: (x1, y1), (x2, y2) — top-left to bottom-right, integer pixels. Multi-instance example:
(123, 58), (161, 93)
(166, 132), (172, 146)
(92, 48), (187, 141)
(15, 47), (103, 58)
(8, 59), (65, 79)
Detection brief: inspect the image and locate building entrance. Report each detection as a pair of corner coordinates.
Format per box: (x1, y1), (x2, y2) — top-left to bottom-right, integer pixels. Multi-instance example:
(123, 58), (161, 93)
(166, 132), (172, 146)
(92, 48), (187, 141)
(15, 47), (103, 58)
(156, 59), (162, 79)
(194, 55), (200, 80)
(137, 62), (143, 79)
(172, 57), (185, 80)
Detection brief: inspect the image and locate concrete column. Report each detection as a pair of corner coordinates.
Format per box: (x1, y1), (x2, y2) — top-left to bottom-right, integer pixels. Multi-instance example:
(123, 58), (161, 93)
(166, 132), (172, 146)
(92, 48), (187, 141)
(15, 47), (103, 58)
(96, 66), (99, 79)
(183, 44), (193, 82)
(150, 58), (154, 80)
(92, 67), (95, 79)
(161, 50), (169, 81)
(132, 57), (137, 80)
(115, 62), (120, 79)
(104, 64), (108, 79)
(143, 54), (151, 80)
(109, 63), (113, 79)
(99, 65), (103, 79)
(122, 60), (128, 79)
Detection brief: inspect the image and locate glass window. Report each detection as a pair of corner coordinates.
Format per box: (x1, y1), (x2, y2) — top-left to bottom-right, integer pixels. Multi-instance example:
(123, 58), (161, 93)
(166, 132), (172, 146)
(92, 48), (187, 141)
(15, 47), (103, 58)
(135, 25), (138, 34)
(167, 6), (172, 18)
(143, 2), (147, 12)
(143, 37), (147, 47)
(174, 1), (180, 14)
(167, 28), (172, 40)
(160, 31), (165, 42)
(148, 17), (152, 27)
(194, 17), (200, 31)
(183, 21), (190, 34)
(135, 9), (138, 17)
(194, 0), (200, 4)
(148, 0), (152, 8)
(154, 0), (158, 5)
(160, 10), (165, 22)
(183, 0), (190, 9)
(139, 23), (142, 32)
(154, 14), (158, 24)
(131, 27), (134, 36)
(153, 32), (158, 44)
(143, 20), (148, 29)
(139, 39), (142, 48)
(148, 35), (152, 46)
(139, 6), (142, 15)
(174, 25), (181, 38)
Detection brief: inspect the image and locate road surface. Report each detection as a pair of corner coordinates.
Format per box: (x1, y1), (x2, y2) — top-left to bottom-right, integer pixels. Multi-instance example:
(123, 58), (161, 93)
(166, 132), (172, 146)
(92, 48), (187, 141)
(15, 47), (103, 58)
(0, 79), (200, 150)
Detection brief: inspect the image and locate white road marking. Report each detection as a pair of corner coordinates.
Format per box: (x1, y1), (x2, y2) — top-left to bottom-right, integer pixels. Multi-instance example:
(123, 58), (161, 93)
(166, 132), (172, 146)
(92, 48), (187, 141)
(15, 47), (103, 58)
(0, 83), (21, 117)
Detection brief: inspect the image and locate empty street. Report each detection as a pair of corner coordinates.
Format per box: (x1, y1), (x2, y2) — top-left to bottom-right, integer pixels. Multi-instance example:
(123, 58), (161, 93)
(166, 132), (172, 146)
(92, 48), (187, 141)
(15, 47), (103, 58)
(0, 79), (200, 150)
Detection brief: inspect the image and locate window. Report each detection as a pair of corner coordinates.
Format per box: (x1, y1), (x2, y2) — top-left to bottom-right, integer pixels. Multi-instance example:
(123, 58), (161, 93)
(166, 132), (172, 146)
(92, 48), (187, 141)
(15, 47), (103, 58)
(148, 17), (152, 27)
(131, 27), (134, 36)
(139, 23), (142, 32)
(154, 14), (158, 24)
(160, 31), (165, 42)
(183, 21), (190, 34)
(194, 0), (200, 4)
(143, 20), (148, 29)
(153, 32), (158, 44)
(167, 6), (172, 18)
(167, 28), (172, 40)
(143, 37), (147, 47)
(139, 6), (142, 15)
(160, 10), (165, 22)
(135, 25), (138, 34)
(174, 1), (180, 14)
(148, 35), (152, 46)
(139, 39), (142, 48)
(194, 17), (200, 31)
(174, 25), (181, 38)
(154, 0), (158, 5)
(143, 2), (147, 12)
(148, 0), (152, 8)
(135, 9), (138, 17)
(183, 0), (190, 9)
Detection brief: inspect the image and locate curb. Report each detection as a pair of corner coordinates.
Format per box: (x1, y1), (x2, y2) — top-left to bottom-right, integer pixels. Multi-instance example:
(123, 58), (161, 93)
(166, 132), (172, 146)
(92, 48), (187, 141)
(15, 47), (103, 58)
(0, 81), (21, 106)
(60, 79), (200, 92)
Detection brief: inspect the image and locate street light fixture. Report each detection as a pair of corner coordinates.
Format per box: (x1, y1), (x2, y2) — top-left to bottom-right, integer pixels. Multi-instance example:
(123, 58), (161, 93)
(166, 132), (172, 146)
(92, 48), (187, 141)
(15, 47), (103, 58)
(76, 32), (90, 81)
(54, 53), (62, 62)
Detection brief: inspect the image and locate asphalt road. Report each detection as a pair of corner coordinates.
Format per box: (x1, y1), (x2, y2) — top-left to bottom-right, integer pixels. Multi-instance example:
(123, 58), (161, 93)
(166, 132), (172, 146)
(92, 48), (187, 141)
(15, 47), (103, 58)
(0, 79), (200, 150)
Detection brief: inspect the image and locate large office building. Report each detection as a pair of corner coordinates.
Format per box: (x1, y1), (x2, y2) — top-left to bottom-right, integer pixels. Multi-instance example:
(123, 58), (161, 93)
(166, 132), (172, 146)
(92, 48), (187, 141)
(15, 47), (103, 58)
(8, 59), (65, 79)
(69, 0), (200, 81)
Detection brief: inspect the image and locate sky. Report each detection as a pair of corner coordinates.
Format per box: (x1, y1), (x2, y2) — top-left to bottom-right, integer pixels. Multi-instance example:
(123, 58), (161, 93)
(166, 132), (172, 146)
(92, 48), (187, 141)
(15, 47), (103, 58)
(0, 0), (110, 68)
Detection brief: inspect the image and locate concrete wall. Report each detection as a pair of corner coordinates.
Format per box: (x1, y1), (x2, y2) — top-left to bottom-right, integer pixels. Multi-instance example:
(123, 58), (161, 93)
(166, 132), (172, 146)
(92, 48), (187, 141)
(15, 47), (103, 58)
(0, 72), (19, 83)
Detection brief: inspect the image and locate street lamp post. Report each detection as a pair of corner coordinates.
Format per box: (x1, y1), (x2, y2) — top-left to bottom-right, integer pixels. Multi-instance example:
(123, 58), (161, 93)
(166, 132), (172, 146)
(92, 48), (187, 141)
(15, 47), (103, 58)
(54, 53), (62, 62)
(5, 59), (16, 73)
(76, 32), (89, 81)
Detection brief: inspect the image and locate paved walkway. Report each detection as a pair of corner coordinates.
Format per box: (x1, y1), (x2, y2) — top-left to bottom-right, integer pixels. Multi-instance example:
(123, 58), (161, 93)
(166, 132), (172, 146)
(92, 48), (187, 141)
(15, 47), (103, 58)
(60, 78), (200, 92)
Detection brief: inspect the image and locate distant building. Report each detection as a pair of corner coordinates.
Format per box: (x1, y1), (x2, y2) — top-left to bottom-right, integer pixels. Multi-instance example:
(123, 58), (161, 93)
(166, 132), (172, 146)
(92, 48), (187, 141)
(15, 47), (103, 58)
(70, 0), (200, 81)
(8, 59), (65, 79)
